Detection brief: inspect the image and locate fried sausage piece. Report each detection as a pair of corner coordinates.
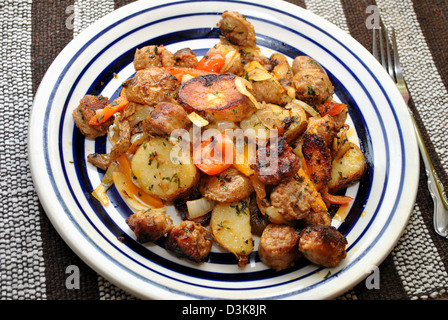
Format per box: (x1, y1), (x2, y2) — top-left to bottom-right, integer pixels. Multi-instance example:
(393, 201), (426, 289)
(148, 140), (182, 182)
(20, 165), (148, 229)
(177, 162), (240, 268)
(301, 210), (332, 227)
(292, 69), (334, 105)
(72, 95), (113, 139)
(199, 167), (254, 203)
(173, 48), (199, 68)
(219, 11), (257, 48)
(122, 67), (179, 106)
(270, 176), (316, 222)
(291, 56), (326, 75)
(250, 77), (286, 105)
(258, 224), (301, 271)
(299, 225), (347, 268)
(255, 136), (301, 186)
(126, 209), (173, 243)
(133, 45), (175, 70)
(141, 102), (189, 136)
(165, 220), (212, 263)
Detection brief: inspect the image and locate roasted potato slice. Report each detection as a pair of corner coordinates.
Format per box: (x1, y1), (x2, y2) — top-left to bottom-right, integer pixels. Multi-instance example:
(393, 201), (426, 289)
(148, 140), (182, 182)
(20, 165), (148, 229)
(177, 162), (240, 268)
(179, 73), (254, 122)
(283, 101), (308, 144)
(199, 167), (254, 202)
(328, 142), (367, 193)
(210, 198), (254, 267)
(131, 137), (199, 201)
(302, 131), (332, 192)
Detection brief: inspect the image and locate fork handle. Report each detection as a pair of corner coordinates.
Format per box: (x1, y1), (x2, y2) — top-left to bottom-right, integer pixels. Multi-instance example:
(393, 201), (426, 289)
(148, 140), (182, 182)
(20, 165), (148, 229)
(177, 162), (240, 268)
(408, 107), (448, 237)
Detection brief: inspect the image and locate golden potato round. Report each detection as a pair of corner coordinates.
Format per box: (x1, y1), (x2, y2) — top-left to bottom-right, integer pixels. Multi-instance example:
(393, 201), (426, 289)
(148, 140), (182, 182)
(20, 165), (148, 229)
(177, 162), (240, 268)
(131, 137), (199, 201)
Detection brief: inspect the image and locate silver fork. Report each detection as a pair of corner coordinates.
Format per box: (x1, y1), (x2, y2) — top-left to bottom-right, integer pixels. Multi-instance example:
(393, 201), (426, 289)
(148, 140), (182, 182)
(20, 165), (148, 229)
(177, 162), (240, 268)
(372, 26), (448, 238)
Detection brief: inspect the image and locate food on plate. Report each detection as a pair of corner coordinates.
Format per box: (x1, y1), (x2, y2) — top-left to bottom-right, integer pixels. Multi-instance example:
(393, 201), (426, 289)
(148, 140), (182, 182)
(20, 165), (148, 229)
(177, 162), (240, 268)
(210, 198), (254, 267)
(258, 223), (301, 271)
(73, 11), (367, 271)
(165, 220), (212, 263)
(299, 225), (348, 268)
(130, 136), (200, 202)
(125, 208), (173, 243)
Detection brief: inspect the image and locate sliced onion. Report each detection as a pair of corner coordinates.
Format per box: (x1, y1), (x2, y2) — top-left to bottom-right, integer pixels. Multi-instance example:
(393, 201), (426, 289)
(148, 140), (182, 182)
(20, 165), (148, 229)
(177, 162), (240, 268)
(235, 76), (261, 109)
(91, 162), (118, 206)
(186, 197), (216, 219)
(292, 99), (320, 118)
(216, 120), (238, 130)
(188, 112), (209, 127)
(222, 49), (240, 74)
(265, 206), (290, 225)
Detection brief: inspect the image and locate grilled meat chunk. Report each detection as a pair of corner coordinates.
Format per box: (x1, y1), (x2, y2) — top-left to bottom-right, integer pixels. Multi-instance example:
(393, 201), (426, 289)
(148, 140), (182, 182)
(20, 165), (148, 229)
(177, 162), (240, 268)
(142, 102), (189, 136)
(219, 11), (256, 47)
(255, 136), (300, 185)
(258, 224), (301, 271)
(72, 95), (113, 139)
(133, 45), (175, 70)
(299, 225), (347, 268)
(165, 220), (212, 263)
(126, 209), (173, 243)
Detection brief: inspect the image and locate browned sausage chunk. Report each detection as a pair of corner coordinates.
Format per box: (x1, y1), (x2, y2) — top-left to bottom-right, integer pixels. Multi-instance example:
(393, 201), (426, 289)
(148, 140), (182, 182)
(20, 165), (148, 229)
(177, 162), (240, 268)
(219, 11), (256, 47)
(301, 210), (332, 227)
(122, 67), (179, 106)
(72, 95), (113, 139)
(173, 48), (199, 68)
(299, 225), (347, 268)
(126, 209), (173, 243)
(165, 220), (212, 263)
(249, 78), (286, 105)
(141, 102), (189, 136)
(258, 224), (301, 271)
(255, 136), (301, 185)
(292, 69), (334, 105)
(291, 56), (326, 75)
(133, 45), (175, 70)
(270, 176), (316, 221)
(199, 167), (254, 203)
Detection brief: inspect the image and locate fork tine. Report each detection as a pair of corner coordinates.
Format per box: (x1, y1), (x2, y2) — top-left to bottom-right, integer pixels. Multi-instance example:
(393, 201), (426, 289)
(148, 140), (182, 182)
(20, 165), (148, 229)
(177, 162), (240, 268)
(384, 27), (395, 81)
(390, 27), (405, 84)
(379, 27), (387, 70)
(372, 27), (379, 60)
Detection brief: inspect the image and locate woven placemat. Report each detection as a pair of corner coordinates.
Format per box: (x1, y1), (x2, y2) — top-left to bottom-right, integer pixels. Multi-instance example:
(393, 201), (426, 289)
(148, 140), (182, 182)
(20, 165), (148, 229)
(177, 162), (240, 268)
(1, 0), (447, 300)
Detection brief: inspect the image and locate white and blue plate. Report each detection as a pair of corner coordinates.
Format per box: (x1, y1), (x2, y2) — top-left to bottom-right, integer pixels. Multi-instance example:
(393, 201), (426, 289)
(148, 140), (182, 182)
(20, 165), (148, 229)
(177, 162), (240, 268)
(28, 0), (419, 299)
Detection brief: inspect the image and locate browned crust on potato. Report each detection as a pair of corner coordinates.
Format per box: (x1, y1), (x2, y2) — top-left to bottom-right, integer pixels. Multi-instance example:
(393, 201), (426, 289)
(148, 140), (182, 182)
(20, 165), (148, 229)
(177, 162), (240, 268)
(302, 131), (332, 191)
(179, 73), (254, 122)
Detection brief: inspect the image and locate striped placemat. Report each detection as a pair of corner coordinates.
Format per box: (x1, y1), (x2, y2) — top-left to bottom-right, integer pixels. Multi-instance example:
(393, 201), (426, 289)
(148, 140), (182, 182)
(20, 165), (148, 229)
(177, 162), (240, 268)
(1, 0), (447, 300)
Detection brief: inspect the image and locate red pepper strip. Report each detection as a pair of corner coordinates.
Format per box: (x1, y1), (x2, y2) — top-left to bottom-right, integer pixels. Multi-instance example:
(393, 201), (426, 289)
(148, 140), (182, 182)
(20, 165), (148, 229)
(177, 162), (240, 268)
(193, 132), (236, 175)
(319, 101), (348, 117)
(89, 89), (128, 125)
(163, 66), (217, 81)
(322, 193), (354, 205)
(196, 52), (225, 73)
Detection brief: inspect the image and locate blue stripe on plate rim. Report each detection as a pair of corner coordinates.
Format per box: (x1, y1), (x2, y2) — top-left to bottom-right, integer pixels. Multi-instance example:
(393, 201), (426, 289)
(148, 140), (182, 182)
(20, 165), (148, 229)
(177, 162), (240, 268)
(41, 1), (404, 299)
